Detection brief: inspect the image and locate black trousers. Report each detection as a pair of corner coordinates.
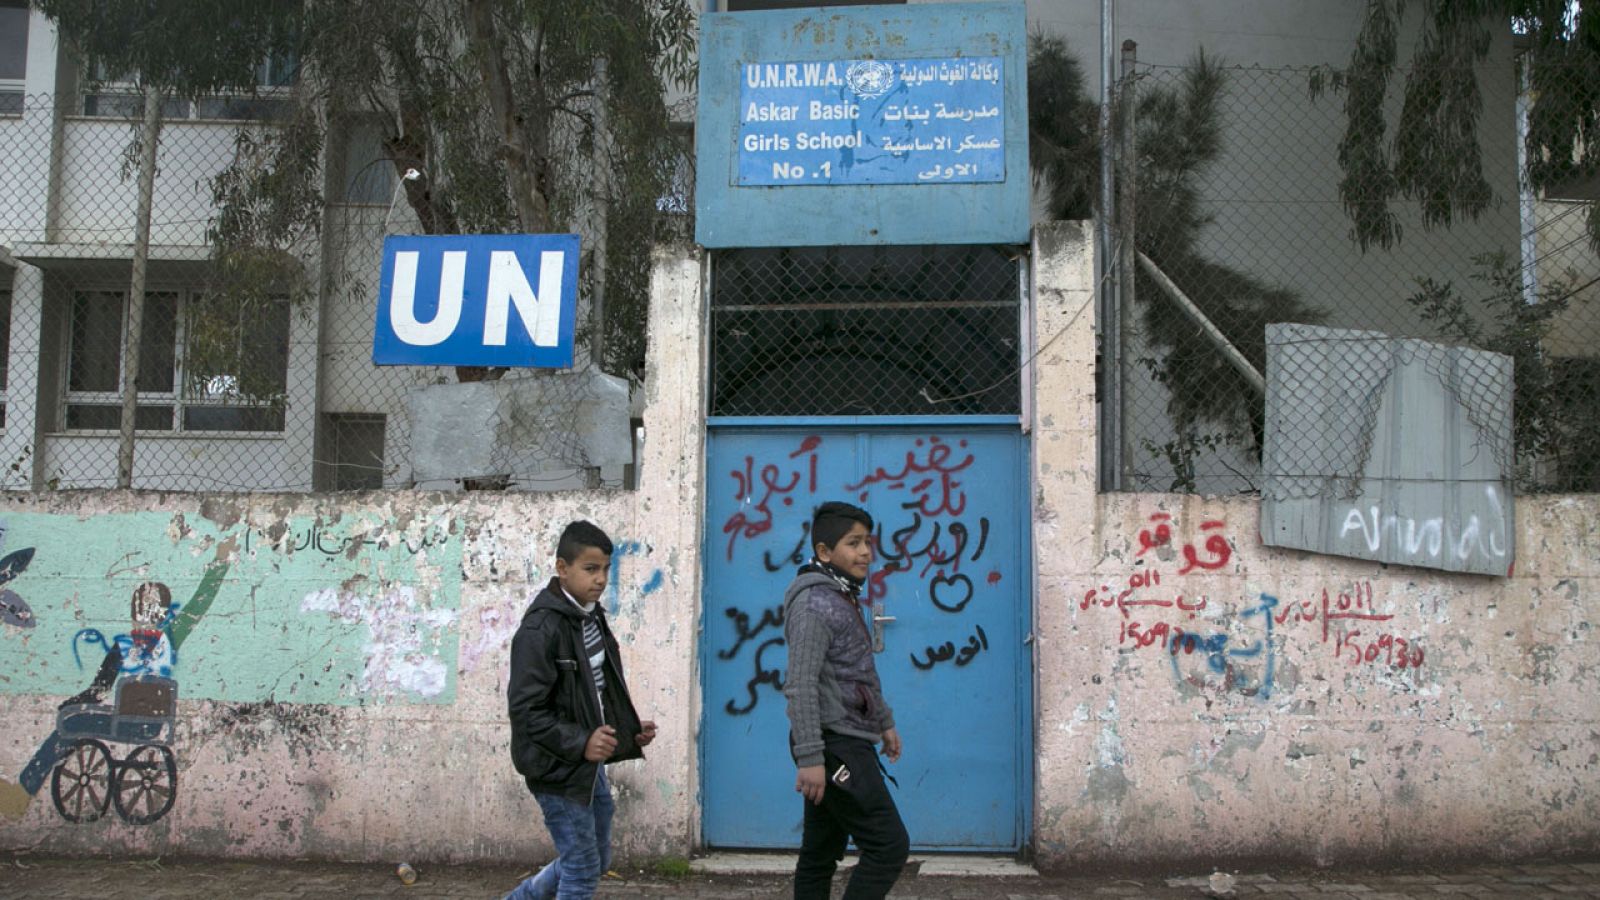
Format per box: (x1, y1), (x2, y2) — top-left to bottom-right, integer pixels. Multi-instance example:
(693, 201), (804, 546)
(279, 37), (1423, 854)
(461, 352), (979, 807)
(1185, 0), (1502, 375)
(793, 733), (910, 900)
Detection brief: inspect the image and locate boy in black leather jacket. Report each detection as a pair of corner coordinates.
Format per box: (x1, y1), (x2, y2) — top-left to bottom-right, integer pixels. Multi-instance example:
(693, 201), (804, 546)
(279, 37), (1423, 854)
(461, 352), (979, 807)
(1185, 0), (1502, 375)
(505, 521), (656, 900)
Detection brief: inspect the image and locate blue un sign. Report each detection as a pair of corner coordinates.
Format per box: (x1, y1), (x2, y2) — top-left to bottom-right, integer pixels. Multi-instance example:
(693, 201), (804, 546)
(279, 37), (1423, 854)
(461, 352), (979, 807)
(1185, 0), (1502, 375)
(372, 234), (579, 368)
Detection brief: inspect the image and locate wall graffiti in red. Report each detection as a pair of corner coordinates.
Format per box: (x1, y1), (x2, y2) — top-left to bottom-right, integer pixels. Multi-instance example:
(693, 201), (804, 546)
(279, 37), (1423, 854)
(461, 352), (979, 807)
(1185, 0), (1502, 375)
(1273, 580), (1423, 670)
(720, 435), (822, 561)
(1080, 513), (1425, 698)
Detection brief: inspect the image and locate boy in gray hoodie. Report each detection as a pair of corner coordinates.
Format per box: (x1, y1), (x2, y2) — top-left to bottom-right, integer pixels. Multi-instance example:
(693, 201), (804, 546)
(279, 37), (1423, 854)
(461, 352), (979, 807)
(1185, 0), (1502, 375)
(783, 501), (908, 900)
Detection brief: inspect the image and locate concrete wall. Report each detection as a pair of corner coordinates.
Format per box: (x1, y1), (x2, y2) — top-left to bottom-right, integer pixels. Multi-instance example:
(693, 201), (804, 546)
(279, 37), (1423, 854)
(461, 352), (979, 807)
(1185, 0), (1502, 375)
(2, 227), (1597, 869)
(1032, 223), (1600, 867)
(0, 247), (708, 862)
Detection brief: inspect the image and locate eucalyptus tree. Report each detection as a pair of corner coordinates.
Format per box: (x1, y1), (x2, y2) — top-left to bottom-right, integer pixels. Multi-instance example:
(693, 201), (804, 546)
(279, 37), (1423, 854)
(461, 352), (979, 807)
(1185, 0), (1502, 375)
(1029, 37), (1321, 488)
(1317, 0), (1597, 252)
(1316, 1), (1599, 490)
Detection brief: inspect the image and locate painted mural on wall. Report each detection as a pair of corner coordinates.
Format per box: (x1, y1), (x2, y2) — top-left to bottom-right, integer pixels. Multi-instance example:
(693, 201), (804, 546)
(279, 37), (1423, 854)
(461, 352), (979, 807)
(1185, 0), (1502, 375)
(0, 509), (461, 825)
(1079, 512), (1427, 700)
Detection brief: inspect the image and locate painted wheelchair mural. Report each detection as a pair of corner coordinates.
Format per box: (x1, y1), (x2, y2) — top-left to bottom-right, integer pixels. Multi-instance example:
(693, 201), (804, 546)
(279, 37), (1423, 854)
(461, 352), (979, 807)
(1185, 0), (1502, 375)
(48, 582), (182, 825)
(50, 675), (178, 824)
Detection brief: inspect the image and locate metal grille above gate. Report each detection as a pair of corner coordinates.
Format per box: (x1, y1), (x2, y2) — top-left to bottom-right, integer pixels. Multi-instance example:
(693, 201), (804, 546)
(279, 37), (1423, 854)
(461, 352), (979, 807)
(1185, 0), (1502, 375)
(708, 245), (1024, 417)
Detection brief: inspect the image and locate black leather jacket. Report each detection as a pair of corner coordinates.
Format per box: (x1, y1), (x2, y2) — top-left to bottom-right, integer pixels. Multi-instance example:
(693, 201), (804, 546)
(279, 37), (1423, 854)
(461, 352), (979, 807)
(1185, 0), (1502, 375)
(507, 578), (645, 803)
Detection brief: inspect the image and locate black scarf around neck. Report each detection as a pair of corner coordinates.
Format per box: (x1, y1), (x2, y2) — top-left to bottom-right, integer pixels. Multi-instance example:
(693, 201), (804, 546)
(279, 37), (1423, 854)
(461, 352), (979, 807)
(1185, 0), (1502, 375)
(799, 557), (865, 602)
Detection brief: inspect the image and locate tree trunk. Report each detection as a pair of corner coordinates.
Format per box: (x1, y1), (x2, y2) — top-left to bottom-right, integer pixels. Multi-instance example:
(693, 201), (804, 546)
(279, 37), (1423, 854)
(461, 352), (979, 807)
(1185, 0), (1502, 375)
(118, 89), (165, 489)
(381, 96), (502, 389)
(383, 101), (458, 236)
(463, 0), (552, 233)
(455, 0), (560, 491)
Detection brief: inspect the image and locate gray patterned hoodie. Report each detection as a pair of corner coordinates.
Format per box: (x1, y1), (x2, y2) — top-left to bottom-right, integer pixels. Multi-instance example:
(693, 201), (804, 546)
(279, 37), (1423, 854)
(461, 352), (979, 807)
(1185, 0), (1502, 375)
(783, 570), (896, 768)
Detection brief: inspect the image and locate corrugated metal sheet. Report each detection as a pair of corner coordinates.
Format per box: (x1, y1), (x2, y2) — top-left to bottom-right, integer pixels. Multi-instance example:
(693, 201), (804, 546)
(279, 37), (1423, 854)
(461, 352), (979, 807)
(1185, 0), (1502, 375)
(1260, 323), (1515, 577)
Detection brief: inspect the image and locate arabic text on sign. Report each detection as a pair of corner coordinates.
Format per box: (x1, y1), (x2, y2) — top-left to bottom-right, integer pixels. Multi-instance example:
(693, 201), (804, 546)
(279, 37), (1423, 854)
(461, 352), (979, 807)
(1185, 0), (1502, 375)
(736, 56), (1005, 187)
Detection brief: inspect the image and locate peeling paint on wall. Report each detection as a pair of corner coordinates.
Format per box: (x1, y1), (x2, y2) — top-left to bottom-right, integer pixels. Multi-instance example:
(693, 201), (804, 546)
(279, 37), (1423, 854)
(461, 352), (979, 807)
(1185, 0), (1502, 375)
(299, 586), (456, 698)
(0, 509), (461, 829)
(0, 510), (461, 705)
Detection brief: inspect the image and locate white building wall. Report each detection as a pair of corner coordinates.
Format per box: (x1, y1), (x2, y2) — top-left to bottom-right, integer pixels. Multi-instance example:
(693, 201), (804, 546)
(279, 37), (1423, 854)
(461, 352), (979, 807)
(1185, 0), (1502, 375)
(1539, 200), (1600, 360)
(53, 119), (242, 248)
(0, 264), (45, 489)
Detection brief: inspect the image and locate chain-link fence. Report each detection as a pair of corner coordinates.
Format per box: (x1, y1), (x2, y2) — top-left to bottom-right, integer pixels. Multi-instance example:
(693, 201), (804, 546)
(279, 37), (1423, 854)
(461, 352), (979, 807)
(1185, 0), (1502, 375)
(0, 93), (687, 492)
(1105, 57), (1598, 496)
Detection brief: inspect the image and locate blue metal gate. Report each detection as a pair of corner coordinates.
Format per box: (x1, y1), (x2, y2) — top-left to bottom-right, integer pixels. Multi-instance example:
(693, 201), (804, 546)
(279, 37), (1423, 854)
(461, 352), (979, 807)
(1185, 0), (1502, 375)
(700, 421), (1031, 850)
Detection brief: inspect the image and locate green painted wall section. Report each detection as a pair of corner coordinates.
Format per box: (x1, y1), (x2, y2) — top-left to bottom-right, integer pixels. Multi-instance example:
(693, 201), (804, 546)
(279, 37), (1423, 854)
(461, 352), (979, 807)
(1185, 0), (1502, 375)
(0, 510), (462, 705)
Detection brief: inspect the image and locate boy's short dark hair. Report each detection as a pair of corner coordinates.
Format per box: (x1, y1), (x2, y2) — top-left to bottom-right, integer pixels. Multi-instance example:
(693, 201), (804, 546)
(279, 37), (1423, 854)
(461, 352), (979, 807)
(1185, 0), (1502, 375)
(557, 520), (614, 562)
(811, 501), (874, 552)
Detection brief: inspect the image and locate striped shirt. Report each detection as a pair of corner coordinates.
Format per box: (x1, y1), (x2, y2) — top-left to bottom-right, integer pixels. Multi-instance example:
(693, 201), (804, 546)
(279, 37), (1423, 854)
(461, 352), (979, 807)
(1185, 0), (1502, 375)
(563, 588), (609, 722)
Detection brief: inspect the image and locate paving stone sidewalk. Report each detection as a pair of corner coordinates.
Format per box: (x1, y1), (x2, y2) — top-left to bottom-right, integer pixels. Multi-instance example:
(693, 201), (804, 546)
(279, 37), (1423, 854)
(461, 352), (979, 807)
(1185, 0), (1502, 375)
(2, 854), (1599, 899)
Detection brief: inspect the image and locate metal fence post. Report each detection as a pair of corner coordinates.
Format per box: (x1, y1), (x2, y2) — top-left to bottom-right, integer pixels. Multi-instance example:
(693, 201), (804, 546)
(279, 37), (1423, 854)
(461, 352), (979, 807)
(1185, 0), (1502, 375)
(1098, 0), (1122, 492)
(1117, 39), (1138, 494)
(117, 88), (164, 490)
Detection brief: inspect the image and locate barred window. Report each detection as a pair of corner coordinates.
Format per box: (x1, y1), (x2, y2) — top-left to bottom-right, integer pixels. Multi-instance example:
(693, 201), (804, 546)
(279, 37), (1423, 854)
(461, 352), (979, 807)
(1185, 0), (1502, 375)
(62, 290), (288, 434)
(321, 413), (387, 491)
(80, 53), (298, 121)
(0, 0), (26, 115)
(709, 244), (1022, 417)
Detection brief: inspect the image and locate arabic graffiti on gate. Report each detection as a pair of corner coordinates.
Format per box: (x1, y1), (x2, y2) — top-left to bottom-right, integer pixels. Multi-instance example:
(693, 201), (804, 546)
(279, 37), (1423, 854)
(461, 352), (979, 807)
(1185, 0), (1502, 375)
(715, 434), (1005, 715)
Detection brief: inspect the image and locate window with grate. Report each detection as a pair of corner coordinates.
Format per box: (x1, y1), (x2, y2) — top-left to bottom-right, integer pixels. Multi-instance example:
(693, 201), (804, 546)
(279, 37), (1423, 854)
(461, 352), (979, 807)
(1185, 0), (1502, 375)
(709, 244), (1022, 417)
(63, 290), (289, 433)
(320, 413), (387, 491)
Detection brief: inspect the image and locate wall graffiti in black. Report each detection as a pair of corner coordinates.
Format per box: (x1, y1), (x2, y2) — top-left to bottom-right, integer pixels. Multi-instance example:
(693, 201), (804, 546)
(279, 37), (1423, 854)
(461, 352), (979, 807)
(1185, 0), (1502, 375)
(719, 604), (786, 716)
(762, 525), (811, 574)
(871, 507), (990, 612)
(726, 637), (785, 716)
(719, 604), (784, 661)
(910, 624), (989, 670)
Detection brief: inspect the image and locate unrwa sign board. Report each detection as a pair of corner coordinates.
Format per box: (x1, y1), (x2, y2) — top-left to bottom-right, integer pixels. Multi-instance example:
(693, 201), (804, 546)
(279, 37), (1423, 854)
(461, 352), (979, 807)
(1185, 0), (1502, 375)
(696, 1), (1027, 247)
(372, 234), (578, 368)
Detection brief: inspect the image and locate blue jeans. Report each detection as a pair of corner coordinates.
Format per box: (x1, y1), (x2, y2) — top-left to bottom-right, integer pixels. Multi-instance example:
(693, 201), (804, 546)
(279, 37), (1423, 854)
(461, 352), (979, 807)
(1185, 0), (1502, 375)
(507, 767), (614, 900)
